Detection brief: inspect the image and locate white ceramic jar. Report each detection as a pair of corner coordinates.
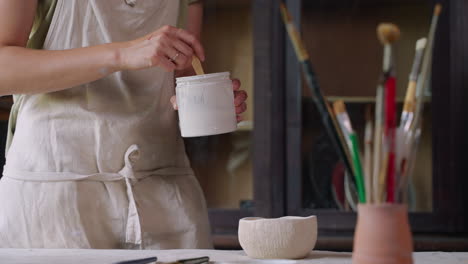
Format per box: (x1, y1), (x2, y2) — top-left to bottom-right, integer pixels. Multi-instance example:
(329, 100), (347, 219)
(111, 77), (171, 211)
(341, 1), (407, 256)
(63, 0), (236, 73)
(175, 72), (237, 137)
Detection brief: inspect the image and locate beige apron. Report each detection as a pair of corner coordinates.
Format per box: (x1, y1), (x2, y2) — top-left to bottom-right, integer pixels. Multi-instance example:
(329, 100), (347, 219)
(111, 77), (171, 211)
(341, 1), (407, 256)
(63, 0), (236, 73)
(0, 0), (212, 249)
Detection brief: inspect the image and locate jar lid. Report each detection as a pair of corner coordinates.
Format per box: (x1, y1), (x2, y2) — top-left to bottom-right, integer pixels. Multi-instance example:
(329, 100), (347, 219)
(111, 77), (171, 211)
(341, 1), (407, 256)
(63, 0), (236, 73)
(176, 71), (230, 85)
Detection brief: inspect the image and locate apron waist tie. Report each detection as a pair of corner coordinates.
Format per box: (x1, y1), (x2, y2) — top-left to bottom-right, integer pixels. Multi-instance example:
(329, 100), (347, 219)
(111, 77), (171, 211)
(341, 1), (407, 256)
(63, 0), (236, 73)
(119, 144), (142, 245)
(3, 144), (194, 246)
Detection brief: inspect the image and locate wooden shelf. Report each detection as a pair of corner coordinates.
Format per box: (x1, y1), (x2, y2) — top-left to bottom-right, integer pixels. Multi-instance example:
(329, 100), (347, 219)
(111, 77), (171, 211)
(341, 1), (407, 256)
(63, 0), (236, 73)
(325, 96), (432, 104)
(237, 120), (253, 131)
(304, 0), (429, 9)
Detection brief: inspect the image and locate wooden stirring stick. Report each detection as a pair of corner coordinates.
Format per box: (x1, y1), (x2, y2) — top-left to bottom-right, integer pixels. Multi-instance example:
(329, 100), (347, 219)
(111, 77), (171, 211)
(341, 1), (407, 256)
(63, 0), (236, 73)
(192, 56), (205, 75)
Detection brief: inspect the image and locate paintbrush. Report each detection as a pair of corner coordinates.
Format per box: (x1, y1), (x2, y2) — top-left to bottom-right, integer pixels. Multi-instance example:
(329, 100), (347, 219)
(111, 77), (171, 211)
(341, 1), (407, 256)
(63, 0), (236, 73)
(364, 105), (373, 203)
(399, 128), (422, 202)
(280, 4), (355, 179)
(333, 100), (366, 203)
(163, 256), (210, 264)
(327, 103), (357, 176)
(333, 101), (353, 150)
(114, 257), (157, 264)
(412, 4), (442, 130)
(397, 128), (422, 202)
(372, 83), (384, 203)
(398, 4), (442, 202)
(396, 38), (427, 195)
(384, 75), (397, 203)
(375, 23), (400, 203)
(378, 153), (390, 203)
(400, 38), (427, 130)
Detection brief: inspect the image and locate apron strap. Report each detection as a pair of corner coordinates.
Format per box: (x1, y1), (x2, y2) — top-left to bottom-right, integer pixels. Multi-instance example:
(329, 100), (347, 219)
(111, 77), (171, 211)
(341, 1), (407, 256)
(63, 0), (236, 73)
(118, 144), (143, 245)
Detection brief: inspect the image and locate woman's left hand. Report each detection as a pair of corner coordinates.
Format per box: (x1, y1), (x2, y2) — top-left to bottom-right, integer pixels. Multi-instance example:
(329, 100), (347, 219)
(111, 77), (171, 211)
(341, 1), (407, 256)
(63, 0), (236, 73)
(171, 78), (248, 123)
(231, 78), (247, 122)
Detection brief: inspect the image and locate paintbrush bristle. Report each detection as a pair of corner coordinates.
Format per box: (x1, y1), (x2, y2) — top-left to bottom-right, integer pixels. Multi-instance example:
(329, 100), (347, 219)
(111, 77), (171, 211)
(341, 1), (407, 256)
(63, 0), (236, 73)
(333, 100), (347, 115)
(416, 38), (427, 51)
(435, 4), (442, 16)
(377, 23), (401, 45)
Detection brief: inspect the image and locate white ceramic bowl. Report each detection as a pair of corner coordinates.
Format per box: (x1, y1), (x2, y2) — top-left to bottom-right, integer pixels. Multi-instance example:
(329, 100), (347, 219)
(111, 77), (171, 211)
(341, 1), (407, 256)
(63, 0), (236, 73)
(238, 216), (317, 259)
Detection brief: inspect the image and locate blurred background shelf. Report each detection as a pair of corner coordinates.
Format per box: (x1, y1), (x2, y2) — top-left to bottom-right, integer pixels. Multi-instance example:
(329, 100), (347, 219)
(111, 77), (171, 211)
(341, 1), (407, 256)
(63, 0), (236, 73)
(305, 0), (429, 8)
(198, 0), (468, 250)
(325, 96), (432, 103)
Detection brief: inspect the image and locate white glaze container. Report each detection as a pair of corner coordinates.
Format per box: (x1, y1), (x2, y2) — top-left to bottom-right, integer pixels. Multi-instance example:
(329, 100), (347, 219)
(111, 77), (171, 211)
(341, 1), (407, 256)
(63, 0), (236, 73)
(238, 216), (318, 259)
(175, 72), (237, 137)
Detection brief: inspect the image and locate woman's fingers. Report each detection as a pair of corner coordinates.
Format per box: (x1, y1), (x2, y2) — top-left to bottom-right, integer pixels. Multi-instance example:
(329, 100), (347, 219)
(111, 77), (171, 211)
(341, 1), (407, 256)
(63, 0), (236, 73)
(234, 90), (248, 106)
(122, 25), (205, 71)
(232, 78), (241, 91)
(157, 55), (177, 72)
(171, 27), (205, 61)
(170, 96), (178, 110)
(172, 41), (193, 69)
(160, 44), (190, 70)
(236, 102), (247, 114)
(231, 78), (247, 115)
(158, 26), (204, 60)
(171, 52), (189, 70)
(172, 39), (194, 59)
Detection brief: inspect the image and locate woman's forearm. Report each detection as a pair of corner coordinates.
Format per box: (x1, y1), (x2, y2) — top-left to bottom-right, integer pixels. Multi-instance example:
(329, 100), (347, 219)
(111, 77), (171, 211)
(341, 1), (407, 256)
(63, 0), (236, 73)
(0, 0), (205, 96)
(0, 43), (121, 96)
(186, 2), (203, 41)
(0, 24), (206, 96)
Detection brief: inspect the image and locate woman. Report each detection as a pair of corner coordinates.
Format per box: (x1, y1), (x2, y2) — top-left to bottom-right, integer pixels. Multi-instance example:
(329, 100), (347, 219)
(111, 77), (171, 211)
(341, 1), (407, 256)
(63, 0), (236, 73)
(0, 0), (248, 249)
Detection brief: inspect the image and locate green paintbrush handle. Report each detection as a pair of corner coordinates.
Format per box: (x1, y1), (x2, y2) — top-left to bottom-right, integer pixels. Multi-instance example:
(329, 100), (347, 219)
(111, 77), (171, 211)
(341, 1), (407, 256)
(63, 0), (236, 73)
(349, 133), (366, 203)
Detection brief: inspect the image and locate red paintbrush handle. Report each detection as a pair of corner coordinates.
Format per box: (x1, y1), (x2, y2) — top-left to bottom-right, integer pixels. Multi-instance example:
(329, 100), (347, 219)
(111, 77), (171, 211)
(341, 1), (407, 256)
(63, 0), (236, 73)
(385, 77), (397, 134)
(385, 77), (397, 203)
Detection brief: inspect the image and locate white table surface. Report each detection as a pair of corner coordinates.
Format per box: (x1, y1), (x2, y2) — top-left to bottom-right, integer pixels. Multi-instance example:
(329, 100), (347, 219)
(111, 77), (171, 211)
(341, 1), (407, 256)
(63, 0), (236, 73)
(0, 249), (467, 264)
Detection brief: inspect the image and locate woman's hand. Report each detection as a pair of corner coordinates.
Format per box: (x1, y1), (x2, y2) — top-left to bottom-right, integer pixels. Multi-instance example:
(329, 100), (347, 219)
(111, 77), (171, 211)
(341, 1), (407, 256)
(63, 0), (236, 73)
(118, 25), (204, 72)
(232, 79), (248, 122)
(171, 78), (248, 123)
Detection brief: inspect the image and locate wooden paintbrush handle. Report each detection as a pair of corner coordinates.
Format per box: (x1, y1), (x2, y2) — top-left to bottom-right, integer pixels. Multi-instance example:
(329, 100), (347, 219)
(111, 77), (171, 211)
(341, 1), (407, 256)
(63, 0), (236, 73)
(364, 121), (373, 203)
(191, 56), (205, 75)
(403, 81), (417, 113)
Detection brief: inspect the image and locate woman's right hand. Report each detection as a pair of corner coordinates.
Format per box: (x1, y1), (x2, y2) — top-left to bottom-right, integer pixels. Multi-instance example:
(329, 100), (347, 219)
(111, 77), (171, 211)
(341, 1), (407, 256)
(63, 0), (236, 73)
(117, 25), (205, 72)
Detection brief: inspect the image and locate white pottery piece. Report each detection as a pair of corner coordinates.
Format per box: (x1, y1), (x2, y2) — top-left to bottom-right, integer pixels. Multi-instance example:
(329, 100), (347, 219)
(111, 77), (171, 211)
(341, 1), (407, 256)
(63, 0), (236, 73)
(238, 216), (318, 259)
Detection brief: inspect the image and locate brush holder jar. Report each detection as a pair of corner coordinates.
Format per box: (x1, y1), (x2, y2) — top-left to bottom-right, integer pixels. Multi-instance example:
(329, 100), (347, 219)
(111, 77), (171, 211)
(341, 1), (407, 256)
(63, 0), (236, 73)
(352, 203), (413, 264)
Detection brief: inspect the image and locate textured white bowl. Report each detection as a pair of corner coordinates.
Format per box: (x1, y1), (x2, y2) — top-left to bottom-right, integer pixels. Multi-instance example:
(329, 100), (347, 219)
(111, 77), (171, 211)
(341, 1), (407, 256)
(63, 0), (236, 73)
(238, 216), (317, 259)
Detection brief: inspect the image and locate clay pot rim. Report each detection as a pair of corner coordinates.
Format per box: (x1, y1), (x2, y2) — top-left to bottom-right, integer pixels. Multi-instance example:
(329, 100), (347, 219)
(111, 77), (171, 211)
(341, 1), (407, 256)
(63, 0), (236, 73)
(358, 203), (408, 211)
(240, 215), (317, 222)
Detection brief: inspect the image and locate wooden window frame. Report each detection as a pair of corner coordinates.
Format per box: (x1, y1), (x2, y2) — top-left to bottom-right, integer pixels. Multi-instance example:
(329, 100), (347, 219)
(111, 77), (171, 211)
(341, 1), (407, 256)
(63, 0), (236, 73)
(210, 0), (468, 250)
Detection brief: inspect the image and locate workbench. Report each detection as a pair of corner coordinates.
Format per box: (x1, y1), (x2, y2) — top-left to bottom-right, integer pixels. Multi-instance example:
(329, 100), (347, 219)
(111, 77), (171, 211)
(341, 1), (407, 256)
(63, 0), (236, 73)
(0, 249), (467, 264)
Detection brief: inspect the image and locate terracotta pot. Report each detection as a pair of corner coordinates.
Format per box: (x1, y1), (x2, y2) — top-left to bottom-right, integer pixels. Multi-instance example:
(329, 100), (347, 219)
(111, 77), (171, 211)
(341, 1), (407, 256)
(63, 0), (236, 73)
(238, 216), (317, 259)
(353, 203), (413, 264)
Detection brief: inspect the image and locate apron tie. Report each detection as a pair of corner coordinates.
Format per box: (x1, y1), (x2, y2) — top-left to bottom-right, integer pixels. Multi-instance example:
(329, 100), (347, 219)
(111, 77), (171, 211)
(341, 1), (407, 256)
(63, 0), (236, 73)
(3, 145), (194, 247)
(118, 144), (143, 245)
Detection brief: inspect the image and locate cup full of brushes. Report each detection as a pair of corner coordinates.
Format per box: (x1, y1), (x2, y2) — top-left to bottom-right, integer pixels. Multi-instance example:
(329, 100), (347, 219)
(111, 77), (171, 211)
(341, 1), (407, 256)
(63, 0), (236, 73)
(351, 4), (442, 264)
(175, 56), (237, 137)
(279, 3), (441, 263)
(352, 203), (413, 264)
